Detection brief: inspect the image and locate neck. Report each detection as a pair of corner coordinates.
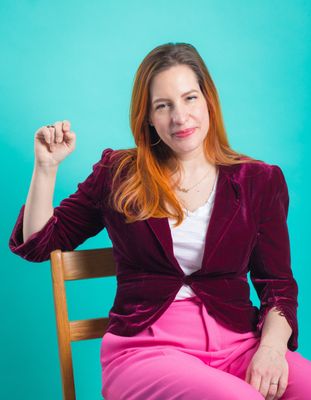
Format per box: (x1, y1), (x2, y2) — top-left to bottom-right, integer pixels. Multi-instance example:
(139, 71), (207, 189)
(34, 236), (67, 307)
(173, 148), (214, 176)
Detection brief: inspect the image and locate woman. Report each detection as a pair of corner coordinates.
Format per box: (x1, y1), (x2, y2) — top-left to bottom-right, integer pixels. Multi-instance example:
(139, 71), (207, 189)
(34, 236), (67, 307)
(9, 43), (311, 399)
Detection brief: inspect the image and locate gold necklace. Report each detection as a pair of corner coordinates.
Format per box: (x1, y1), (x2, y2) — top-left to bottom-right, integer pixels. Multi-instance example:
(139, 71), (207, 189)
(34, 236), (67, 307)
(176, 169), (210, 193)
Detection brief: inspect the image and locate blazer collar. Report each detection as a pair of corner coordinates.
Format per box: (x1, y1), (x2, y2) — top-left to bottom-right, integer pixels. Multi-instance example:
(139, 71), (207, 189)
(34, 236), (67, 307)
(146, 163), (242, 275)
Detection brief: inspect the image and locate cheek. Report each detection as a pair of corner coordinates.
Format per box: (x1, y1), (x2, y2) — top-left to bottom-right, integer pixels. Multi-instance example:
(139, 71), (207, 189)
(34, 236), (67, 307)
(154, 118), (170, 135)
(198, 107), (210, 129)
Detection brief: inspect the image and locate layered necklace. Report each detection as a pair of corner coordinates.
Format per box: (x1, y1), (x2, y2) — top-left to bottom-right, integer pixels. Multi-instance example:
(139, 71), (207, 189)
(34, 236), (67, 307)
(176, 169), (211, 193)
(176, 167), (218, 216)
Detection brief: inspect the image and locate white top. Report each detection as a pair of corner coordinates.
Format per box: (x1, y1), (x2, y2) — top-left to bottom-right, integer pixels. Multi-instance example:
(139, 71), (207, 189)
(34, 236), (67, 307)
(168, 169), (219, 300)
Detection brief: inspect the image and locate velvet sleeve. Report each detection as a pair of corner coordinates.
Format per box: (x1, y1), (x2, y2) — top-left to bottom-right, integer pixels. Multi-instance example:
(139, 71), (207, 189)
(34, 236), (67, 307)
(249, 165), (299, 351)
(8, 148), (113, 262)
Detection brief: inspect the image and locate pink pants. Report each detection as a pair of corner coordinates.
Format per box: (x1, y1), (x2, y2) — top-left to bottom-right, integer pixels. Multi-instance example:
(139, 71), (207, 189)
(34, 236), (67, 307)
(100, 296), (311, 399)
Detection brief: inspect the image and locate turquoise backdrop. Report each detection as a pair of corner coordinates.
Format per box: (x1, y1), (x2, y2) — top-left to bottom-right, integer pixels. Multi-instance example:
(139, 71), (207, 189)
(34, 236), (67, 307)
(1, 1), (310, 399)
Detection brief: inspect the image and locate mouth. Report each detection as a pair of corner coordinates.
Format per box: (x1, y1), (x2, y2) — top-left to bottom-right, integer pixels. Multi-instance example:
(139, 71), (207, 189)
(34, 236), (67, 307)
(172, 127), (196, 138)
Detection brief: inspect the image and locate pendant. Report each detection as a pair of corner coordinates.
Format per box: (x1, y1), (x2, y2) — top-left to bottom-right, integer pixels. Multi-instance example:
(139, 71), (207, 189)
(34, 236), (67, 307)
(177, 187), (189, 193)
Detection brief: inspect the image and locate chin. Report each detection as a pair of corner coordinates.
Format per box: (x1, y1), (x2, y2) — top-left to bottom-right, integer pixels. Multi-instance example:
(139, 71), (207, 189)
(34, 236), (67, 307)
(175, 143), (205, 155)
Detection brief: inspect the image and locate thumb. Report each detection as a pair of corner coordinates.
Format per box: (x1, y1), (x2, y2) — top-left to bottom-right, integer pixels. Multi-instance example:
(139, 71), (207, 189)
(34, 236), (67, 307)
(245, 366), (251, 383)
(63, 131), (76, 150)
(65, 130), (76, 143)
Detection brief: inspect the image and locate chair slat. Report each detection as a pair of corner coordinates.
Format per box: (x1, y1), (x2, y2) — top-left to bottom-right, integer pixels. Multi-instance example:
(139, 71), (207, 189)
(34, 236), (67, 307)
(69, 317), (109, 341)
(61, 248), (116, 280)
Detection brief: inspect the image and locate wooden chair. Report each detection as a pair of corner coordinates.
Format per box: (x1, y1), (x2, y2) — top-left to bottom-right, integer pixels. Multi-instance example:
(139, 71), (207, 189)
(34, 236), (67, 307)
(50, 248), (116, 400)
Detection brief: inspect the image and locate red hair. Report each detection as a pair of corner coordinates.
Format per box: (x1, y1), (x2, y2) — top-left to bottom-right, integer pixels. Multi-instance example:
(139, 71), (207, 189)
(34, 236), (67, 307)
(108, 43), (262, 226)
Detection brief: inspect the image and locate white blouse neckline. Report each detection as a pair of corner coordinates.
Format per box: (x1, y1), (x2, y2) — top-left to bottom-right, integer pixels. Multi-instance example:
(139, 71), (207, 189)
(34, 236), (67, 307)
(182, 168), (219, 217)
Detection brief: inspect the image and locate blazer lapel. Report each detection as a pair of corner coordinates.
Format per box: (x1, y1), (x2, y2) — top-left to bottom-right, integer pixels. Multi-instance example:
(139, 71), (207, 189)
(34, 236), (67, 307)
(199, 164), (241, 271)
(146, 163), (241, 274)
(146, 216), (182, 272)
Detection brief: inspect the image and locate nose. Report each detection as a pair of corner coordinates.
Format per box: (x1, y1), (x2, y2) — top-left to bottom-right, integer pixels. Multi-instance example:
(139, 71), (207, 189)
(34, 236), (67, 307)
(171, 104), (189, 125)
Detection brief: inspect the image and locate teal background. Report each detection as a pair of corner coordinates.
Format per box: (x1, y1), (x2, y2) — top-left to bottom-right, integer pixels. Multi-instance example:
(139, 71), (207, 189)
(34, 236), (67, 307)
(1, 1), (310, 399)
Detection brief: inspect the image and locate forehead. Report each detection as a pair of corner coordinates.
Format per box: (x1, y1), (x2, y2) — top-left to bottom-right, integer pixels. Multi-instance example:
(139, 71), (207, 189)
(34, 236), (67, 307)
(149, 65), (199, 96)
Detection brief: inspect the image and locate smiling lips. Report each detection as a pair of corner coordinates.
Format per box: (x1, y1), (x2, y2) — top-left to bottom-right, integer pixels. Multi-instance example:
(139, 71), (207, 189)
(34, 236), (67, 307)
(172, 127), (196, 138)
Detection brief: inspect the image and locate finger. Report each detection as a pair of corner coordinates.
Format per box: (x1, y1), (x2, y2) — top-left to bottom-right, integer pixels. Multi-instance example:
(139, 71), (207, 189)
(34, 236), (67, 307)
(249, 373), (261, 393)
(62, 120), (71, 132)
(276, 374), (288, 399)
(42, 127), (51, 144)
(258, 377), (270, 399)
(46, 125), (57, 151)
(54, 121), (63, 143)
(36, 126), (51, 144)
(265, 381), (278, 400)
(47, 125), (55, 145)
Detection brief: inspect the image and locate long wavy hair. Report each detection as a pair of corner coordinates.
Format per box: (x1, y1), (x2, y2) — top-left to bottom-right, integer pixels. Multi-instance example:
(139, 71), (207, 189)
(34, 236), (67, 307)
(108, 42), (262, 226)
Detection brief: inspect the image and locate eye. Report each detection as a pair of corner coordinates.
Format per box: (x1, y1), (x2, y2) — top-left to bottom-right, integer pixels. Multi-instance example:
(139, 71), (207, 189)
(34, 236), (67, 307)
(155, 96), (197, 111)
(155, 103), (170, 110)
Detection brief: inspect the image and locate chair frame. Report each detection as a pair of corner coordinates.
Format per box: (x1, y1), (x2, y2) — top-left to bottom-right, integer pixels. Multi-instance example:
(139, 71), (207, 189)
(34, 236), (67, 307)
(50, 248), (116, 400)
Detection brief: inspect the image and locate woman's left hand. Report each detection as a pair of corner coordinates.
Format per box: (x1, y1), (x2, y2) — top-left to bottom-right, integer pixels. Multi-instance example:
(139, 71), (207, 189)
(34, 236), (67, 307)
(245, 344), (289, 400)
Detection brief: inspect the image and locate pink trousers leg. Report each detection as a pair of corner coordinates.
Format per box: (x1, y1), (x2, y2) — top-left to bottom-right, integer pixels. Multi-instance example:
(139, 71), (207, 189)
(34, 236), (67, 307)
(100, 296), (311, 399)
(101, 345), (264, 399)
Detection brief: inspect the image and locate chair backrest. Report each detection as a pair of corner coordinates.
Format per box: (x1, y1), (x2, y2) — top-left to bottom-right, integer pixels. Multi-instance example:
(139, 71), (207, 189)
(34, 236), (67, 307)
(50, 248), (116, 400)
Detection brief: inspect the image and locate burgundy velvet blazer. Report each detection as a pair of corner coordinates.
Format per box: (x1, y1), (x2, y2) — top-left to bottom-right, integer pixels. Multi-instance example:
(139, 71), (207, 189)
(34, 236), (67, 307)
(9, 148), (299, 351)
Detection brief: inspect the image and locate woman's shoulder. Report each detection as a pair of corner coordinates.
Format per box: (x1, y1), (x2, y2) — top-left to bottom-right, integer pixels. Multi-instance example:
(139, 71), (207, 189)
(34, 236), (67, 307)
(225, 157), (284, 180)
(98, 147), (137, 166)
(93, 147), (138, 187)
(220, 158), (287, 192)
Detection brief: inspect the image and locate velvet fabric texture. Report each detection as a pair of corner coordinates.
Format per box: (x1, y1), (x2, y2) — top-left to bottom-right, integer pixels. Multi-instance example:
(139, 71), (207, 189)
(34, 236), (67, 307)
(9, 148), (299, 350)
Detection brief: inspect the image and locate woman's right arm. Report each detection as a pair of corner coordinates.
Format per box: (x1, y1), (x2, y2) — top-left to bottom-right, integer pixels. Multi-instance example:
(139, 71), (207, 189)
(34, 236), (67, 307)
(23, 164), (58, 242)
(9, 121), (112, 262)
(23, 120), (75, 242)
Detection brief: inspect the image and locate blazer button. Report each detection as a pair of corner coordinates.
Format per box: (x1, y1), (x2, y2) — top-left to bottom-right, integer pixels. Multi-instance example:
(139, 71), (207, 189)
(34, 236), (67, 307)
(183, 275), (192, 285)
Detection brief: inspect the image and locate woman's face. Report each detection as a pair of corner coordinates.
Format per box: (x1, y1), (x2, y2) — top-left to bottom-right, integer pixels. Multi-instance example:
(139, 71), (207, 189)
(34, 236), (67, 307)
(148, 64), (210, 158)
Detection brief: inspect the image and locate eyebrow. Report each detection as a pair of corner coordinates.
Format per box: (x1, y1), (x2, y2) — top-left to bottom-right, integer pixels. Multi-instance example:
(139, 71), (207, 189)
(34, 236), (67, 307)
(152, 89), (199, 104)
